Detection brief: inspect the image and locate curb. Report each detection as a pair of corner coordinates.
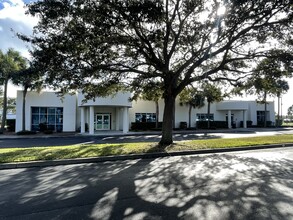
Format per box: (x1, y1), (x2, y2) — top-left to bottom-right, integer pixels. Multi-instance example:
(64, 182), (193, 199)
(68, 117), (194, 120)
(0, 143), (292, 170)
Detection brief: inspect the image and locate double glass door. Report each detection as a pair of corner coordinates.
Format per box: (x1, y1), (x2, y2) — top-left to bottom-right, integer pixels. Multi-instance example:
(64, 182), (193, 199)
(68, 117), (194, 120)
(95, 114), (110, 130)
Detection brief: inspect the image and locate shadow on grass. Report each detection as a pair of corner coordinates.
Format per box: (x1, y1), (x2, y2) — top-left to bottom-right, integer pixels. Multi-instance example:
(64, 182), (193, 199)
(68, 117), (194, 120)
(0, 144), (128, 163)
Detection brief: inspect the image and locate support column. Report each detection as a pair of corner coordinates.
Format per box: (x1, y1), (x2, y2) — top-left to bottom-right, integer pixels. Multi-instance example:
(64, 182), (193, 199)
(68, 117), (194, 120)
(228, 110), (232, 129)
(122, 107), (129, 134)
(89, 106), (95, 135)
(116, 107), (120, 131)
(80, 107), (85, 133)
(243, 110), (247, 128)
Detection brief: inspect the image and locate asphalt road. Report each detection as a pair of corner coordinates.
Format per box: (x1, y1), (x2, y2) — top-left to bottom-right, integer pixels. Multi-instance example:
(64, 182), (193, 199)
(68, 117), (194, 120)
(0, 147), (292, 220)
(1, 128), (293, 148)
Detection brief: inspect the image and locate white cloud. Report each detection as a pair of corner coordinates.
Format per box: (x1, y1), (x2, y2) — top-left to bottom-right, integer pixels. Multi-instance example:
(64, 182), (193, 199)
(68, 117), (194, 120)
(0, 0), (38, 97)
(0, 0), (38, 58)
(0, 0), (38, 29)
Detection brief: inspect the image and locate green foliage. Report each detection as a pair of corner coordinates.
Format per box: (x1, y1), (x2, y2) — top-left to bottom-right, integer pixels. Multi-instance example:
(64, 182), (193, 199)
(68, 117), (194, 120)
(21, 0), (293, 144)
(196, 121), (228, 129)
(1, 134), (293, 163)
(0, 49), (26, 131)
(12, 65), (43, 92)
(16, 130), (37, 135)
(247, 57), (291, 101)
(131, 81), (163, 102)
(0, 49), (26, 80)
(179, 87), (205, 127)
(202, 84), (223, 104)
(0, 97), (16, 113)
(131, 122), (162, 131)
(179, 87), (205, 109)
(288, 105), (293, 119)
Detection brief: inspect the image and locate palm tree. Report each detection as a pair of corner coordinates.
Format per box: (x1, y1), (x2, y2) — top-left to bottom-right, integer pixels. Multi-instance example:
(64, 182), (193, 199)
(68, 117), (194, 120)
(12, 64), (42, 131)
(247, 58), (290, 127)
(0, 49), (26, 132)
(202, 84), (223, 129)
(179, 87), (205, 128)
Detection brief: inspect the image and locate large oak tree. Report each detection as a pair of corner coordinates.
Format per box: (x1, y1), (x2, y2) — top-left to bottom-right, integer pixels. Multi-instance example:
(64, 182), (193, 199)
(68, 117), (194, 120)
(22, 0), (292, 145)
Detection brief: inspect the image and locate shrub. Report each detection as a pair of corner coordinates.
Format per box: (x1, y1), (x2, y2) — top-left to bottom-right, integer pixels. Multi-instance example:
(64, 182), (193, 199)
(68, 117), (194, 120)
(16, 130), (37, 135)
(186, 127), (196, 130)
(275, 119), (283, 127)
(76, 123), (89, 132)
(196, 121), (228, 129)
(257, 121), (273, 127)
(43, 130), (53, 134)
(39, 123), (47, 132)
(131, 122), (162, 130)
(179, 122), (187, 129)
(131, 122), (156, 130)
(6, 119), (15, 132)
(240, 121), (253, 127)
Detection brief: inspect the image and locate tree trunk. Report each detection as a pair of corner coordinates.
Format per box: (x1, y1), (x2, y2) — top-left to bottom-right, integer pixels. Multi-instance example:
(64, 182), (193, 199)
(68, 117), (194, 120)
(277, 95), (280, 127)
(173, 101), (176, 129)
(188, 105), (192, 128)
(160, 95), (175, 146)
(1, 80), (8, 132)
(264, 92), (267, 128)
(22, 87), (28, 131)
(155, 100), (159, 129)
(207, 102), (211, 129)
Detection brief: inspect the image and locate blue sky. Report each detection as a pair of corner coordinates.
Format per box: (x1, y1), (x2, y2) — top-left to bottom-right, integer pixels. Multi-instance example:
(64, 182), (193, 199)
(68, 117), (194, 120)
(0, 0), (292, 113)
(0, 0), (38, 97)
(0, 0), (37, 57)
(0, 0), (33, 9)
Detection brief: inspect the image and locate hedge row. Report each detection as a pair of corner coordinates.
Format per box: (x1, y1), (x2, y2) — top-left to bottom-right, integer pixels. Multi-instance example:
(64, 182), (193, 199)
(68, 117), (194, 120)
(196, 121), (228, 129)
(240, 121), (253, 127)
(131, 122), (162, 130)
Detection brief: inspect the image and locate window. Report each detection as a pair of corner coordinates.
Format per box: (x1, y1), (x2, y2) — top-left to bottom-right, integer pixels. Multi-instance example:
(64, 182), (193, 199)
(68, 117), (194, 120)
(135, 113), (156, 122)
(196, 113), (214, 121)
(257, 111), (268, 122)
(31, 107), (63, 132)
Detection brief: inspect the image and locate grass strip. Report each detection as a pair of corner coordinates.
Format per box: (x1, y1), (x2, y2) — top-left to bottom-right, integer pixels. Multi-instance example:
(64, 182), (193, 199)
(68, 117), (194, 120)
(0, 134), (293, 163)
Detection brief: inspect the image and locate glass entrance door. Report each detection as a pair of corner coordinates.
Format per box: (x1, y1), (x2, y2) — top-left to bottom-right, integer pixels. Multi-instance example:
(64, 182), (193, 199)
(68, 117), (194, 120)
(95, 114), (111, 130)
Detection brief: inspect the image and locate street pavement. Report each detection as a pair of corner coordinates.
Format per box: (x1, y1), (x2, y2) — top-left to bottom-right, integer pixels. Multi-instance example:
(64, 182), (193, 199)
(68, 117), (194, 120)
(0, 147), (292, 220)
(0, 128), (293, 148)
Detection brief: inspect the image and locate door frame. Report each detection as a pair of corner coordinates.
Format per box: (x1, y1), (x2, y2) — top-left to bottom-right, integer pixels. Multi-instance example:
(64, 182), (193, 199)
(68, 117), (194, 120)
(95, 113), (111, 130)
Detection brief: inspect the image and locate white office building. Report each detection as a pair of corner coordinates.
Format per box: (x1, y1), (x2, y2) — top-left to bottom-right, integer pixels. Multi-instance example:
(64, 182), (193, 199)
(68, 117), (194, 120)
(15, 91), (275, 134)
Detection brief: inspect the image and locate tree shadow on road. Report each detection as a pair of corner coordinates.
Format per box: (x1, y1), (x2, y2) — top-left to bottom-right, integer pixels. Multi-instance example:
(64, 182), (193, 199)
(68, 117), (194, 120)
(0, 150), (292, 219)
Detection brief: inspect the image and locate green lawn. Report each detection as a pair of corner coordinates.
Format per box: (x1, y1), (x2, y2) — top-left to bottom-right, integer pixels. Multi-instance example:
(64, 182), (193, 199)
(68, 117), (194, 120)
(1, 134), (293, 163)
(283, 122), (293, 126)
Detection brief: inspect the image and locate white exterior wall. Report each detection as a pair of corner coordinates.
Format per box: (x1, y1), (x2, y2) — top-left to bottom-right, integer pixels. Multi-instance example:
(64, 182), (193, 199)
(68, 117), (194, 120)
(129, 99), (165, 124)
(78, 92), (132, 107)
(78, 92), (132, 132)
(129, 98), (275, 128)
(16, 90), (275, 132)
(16, 91), (77, 132)
(247, 101), (275, 126)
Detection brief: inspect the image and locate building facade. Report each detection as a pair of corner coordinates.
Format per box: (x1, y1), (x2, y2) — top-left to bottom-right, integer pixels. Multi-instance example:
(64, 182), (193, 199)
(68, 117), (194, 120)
(16, 91), (275, 133)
